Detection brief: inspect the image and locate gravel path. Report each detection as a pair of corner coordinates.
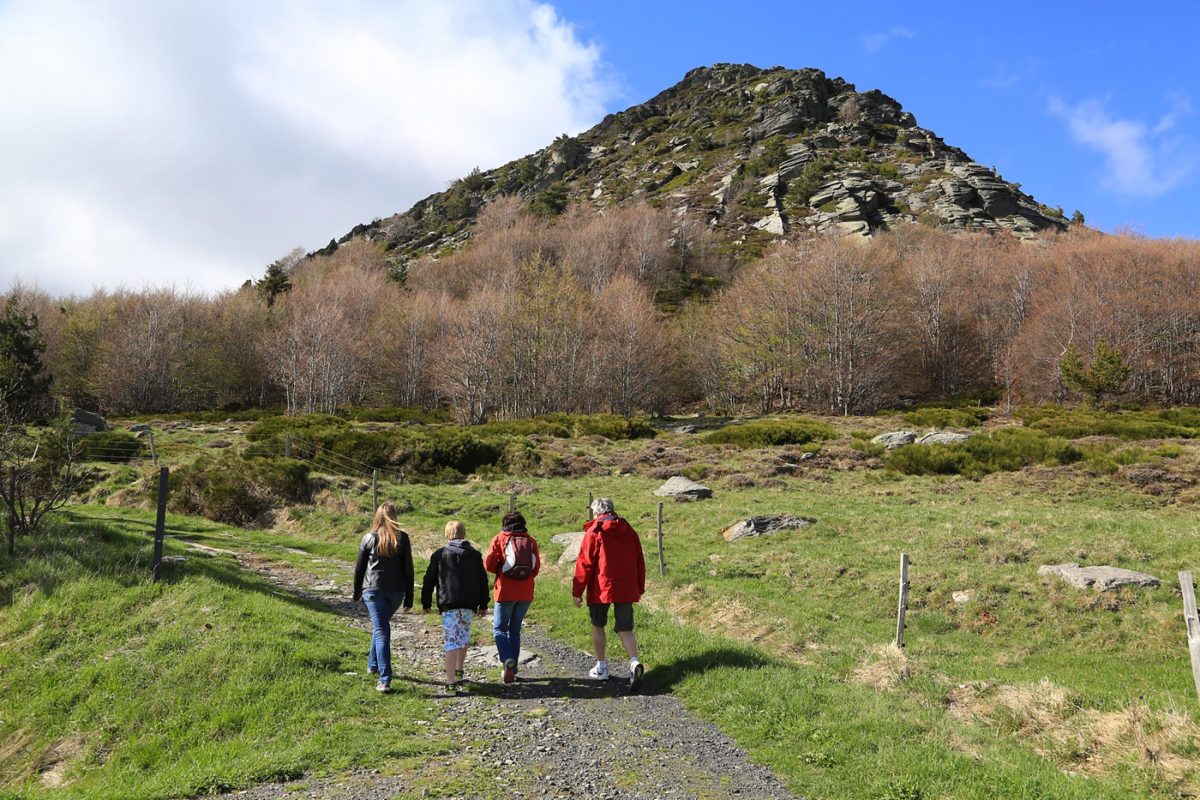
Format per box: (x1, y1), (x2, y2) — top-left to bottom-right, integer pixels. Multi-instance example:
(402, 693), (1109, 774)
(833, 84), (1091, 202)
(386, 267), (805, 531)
(214, 551), (801, 800)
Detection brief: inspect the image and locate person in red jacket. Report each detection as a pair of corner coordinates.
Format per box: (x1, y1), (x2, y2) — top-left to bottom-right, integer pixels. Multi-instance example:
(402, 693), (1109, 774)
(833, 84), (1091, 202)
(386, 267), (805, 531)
(572, 497), (646, 688)
(484, 510), (541, 684)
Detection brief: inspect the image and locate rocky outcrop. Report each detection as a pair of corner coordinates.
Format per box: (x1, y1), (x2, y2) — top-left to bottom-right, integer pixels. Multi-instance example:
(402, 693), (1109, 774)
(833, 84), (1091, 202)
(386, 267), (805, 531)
(332, 63), (1067, 262)
(721, 515), (816, 542)
(653, 476), (713, 501)
(1038, 563), (1161, 591)
(915, 431), (971, 445)
(71, 408), (107, 434)
(872, 431), (917, 449)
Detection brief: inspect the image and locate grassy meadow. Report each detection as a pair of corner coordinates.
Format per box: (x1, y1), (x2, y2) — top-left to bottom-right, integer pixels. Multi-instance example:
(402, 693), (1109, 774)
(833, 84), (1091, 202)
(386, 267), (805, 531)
(4, 408), (1200, 798)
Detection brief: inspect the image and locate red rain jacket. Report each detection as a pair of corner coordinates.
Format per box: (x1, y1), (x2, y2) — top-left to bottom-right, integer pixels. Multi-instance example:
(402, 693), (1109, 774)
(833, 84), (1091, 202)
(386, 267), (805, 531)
(572, 514), (646, 604)
(484, 529), (541, 602)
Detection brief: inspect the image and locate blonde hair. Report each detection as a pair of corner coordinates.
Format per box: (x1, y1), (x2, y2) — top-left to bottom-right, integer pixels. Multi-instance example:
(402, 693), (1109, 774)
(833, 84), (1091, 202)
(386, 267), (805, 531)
(444, 520), (466, 540)
(371, 502), (402, 557)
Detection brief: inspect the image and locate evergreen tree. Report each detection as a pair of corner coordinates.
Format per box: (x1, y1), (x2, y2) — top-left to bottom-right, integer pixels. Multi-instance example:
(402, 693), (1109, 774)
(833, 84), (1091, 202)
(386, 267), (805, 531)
(1059, 338), (1130, 406)
(0, 293), (50, 419)
(1071, 209), (1086, 225)
(256, 259), (293, 308)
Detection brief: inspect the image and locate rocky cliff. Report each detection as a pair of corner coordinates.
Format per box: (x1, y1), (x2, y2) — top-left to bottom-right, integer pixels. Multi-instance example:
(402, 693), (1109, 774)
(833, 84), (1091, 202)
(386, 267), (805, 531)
(333, 63), (1065, 261)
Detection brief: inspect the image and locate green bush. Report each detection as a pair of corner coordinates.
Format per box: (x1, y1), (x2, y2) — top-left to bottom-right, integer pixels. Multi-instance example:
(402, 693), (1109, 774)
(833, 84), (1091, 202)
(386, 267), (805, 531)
(80, 430), (142, 463)
(245, 414), (348, 443)
(1016, 407), (1197, 440)
(571, 414), (657, 439)
(885, 428), (1081, 479)
(901, 407), (988, 429)
(392, 429), (505, 482)
(703, 418), (836, 449)
(169, 455), (311, 526)
(340, 406), (450, 424)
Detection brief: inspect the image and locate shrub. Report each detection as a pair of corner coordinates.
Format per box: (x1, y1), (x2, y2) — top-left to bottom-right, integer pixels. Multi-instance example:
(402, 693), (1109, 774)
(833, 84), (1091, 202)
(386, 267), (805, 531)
(901, 407), (988, 429)
(1016, 407), (1196, 440)
(169, 455), (311, 526)
(572, 414), (657, 440)
(703, 418), (836, 449)
(340, 406), (450, 424)
(885, 428), (1081, 479)
(80, 430), (142, 463)
(391, 429), (505, 482)
(245, 414), (348, 443)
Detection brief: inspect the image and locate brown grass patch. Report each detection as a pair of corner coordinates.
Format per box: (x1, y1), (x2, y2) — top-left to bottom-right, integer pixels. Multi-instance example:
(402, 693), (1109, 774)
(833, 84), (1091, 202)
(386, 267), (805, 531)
(852, 643), (910, 691)
(36, 735), (86, 788)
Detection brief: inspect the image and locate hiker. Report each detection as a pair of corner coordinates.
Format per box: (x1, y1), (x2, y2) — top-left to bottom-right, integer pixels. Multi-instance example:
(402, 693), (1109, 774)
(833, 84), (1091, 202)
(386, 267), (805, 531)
(421, 520), (489, 695)
(572, 497), (647, 688)
(484, 510), (541, 683)
(352, 501), (415, 694)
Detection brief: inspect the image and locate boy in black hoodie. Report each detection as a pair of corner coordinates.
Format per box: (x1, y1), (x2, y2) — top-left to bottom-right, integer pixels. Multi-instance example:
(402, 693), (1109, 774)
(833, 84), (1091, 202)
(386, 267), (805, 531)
(421, 520), (488, 694)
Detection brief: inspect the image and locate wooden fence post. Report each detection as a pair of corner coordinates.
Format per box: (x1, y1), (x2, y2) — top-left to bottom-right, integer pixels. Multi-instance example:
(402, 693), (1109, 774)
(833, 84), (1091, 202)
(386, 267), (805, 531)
(284, 434), (292, 458)
(148, 430), (158, 465)
(6, 465), (15, 557)
(656, 502), (665, 576)
(371, 469), (378, 510)
(509, 493), (516, 513)
(896, 552), (910, 649)
(1179, 571), (1200, 703)
(587, 491), (593, 520)
(152, 466), (169, 582)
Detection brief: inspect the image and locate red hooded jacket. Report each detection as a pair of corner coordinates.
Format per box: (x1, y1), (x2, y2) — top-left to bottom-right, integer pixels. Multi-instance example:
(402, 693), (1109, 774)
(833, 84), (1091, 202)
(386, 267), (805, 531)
(484, 529), (541, 602)
(572, 514), (646, 604)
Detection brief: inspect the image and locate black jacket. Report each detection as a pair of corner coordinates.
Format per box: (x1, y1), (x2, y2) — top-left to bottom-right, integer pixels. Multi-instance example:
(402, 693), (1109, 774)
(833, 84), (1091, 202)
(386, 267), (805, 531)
(421, 539), (488, 613)
(353, 529), (414, 606)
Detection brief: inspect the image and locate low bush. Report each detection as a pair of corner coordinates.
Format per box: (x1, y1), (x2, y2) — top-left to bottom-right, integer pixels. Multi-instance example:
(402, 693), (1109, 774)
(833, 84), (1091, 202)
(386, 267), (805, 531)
(571, 414), (657, 439)
(703, 418), (836, 449)
(1016, 406), (1200, 440)
(169, 454), (311, 526)
(392, 429), (506, 482)
(901, 407), (988, 429)
(80, 430), (142, 463)
(340, 406), (450, 424)
(885, 428), (1081, 479)
(245, 414), (348, 443)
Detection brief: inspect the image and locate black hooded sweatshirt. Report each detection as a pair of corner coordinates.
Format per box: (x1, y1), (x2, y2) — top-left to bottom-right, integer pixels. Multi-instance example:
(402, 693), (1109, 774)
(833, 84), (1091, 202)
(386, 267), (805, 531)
(421, 539), (489, 613)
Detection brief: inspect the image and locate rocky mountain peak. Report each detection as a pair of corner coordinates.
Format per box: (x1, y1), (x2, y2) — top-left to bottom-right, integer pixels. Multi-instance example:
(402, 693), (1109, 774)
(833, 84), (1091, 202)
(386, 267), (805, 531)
(333, 63), (1065, 262)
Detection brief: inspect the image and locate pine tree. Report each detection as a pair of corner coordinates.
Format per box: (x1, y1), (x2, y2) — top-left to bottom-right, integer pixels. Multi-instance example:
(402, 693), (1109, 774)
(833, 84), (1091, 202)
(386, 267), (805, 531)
(0, 293), (50, 419)
(256, 259), (293, 308)
(1059, 338), (1129, 406)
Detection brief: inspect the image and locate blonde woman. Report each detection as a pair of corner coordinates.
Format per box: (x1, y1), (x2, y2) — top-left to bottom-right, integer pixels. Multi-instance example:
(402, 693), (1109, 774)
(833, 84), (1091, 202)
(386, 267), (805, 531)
(352, 502), (415, 693)
(421, 520), (488, 695)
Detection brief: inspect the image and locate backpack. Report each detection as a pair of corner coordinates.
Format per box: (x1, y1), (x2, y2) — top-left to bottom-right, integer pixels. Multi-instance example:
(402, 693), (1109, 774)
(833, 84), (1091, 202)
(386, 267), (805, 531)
(501, 533), (537, 580)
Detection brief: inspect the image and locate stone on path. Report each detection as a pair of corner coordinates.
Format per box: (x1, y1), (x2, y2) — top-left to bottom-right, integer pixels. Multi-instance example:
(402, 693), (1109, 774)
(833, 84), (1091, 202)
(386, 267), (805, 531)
(551, 532), (585, 564)
(721, 514), (816, 542)
(653, 476), (713, 501)
(871, 430), (916, 449)
(1038, 563), (1161, 591)
(465, 645), (539, 669)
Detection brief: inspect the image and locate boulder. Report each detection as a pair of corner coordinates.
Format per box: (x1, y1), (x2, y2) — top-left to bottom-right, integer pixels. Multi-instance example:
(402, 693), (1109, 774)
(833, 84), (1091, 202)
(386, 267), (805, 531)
(673, 425), (697, 434)
(722, 514), (815, 542)
(71, 407), (107, 432)
(871, 431), (916, 449)
(551, 532), (585, 564)
(653, 476), (713, 501)
(129, 422), (151, 433)
(915, 431), (970, 445)
(1038, 563), (1161, 592)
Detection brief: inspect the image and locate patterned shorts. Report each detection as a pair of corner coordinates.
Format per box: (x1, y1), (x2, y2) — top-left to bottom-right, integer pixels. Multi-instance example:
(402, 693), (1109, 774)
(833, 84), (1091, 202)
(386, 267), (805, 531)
(441, 608), (474, 652)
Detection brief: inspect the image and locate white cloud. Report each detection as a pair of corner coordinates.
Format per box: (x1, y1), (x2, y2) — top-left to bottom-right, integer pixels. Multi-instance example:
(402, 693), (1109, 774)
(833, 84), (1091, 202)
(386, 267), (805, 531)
(1049, 95), (1196, 198)
(862, 26), (914, 54)
(0, 0), (614, 296)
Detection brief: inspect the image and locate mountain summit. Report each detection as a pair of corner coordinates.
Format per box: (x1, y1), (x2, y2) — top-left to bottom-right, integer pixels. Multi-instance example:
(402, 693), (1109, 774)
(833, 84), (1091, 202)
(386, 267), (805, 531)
(335, 63), (1065, 260)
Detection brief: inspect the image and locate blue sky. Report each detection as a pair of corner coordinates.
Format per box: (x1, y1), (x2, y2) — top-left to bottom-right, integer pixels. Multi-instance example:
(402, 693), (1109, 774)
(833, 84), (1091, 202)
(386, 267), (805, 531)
(0, 1), (1195, 295)
(554, 0), (1200, 238)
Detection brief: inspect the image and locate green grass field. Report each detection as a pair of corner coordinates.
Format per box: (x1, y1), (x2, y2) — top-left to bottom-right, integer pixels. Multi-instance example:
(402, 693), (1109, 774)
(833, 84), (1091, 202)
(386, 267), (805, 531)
(5, 412), (1200, 798)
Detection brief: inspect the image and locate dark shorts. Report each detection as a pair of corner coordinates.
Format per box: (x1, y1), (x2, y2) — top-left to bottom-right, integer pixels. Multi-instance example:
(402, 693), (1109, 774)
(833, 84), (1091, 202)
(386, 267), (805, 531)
(588, 602), (634, 632)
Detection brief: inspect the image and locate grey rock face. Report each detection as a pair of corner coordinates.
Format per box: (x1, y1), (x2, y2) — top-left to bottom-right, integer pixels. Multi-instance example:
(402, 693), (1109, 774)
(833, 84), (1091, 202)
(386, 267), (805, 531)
(72, 407), (107, 432)
(653, 476), (714, 501)
(915, 431), (971, 445)
(871, 431), (917, 449)
(1038, 563), (1161, 591)
(721, 514), (816, 541)
(551, 532), (585, 564)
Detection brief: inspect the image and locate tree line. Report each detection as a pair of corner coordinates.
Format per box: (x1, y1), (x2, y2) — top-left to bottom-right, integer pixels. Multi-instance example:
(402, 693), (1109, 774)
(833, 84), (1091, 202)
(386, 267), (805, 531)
(7, 198), (1200, 422)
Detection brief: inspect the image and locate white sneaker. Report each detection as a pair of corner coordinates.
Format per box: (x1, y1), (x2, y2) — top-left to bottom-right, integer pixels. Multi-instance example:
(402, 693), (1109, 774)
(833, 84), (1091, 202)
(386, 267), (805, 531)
(588, 663), (609, 680)
(629, 660), (644, 689)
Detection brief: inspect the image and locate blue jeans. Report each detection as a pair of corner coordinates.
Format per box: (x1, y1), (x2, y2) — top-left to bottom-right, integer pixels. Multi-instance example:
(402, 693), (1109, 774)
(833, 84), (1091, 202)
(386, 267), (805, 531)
(493, 600), (531, 667)
(363, 590), (405, 684)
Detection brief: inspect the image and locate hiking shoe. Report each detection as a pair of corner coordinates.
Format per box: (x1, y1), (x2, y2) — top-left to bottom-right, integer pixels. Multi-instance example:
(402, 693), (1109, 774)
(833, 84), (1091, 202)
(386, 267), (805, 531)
(503, 658), (517, 684)
(454, 669), (465, 687)
(588, 663), (609, 681)
(629, 660), (644, 690)
(440, 682), (458, 697)
(376, 681), (391, 693)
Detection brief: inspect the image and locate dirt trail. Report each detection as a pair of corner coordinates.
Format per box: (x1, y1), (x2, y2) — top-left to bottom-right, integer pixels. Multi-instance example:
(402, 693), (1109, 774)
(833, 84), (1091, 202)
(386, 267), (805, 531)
(214, 550), (801, 800)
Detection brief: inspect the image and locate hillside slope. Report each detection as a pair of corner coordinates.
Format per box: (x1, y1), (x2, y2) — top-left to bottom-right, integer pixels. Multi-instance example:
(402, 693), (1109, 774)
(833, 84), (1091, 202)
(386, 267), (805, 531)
(333, 63), (1065, 262)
